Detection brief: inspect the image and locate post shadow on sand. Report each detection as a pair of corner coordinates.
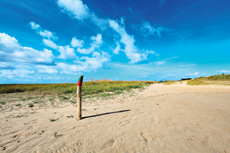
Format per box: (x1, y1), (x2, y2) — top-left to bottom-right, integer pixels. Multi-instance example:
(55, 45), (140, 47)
(82, 109), (131, 119)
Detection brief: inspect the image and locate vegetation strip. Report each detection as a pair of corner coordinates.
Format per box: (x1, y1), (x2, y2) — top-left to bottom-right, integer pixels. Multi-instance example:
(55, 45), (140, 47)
(0, 81), (156, 95)
(188, 74), (230, 85)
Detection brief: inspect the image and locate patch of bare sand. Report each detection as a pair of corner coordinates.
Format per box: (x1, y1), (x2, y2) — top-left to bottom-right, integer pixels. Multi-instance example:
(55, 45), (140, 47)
(0, 84), (230, 153)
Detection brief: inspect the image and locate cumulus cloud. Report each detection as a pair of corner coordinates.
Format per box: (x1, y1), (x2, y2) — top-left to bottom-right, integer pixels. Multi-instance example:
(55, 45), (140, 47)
(109, 19), (151, 63)
(57, 45), (76, 59)
(0, 33), (55, 65)
(29, 22), (41, 30)
(140, 21), (170, 37)
(43, 39), (58, 49)
(77, 34), (103, 54)
(57, 0), (90, 20)
(43, 39), (76, 59)
(0, 33), (20, 52)
(56, 0), (156, 63)
(71, 37), (84, 48)
(57, 51), (110, 74)
(55, 0), (158, 64)
(29, 22), (57, 40)
(39, 30), (55, 39)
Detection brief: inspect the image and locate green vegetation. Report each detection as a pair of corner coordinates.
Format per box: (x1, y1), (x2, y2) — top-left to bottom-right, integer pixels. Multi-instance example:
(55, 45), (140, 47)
(54, 132), (58, 137)
(188, 74), (230, 85)
(15, 103), (21, 106)
(0, 81), (155, 96)
(50, 119), (56, 122)
(70, 100), (76, 104)
(164, 80), (176, 85)
(28, 103), (34, 107)
(0, 102), (5, 105)
(114, 90), (123, 95)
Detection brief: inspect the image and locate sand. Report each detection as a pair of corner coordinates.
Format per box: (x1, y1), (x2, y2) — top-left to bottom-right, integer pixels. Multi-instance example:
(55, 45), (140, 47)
(0, 82), (230, 153)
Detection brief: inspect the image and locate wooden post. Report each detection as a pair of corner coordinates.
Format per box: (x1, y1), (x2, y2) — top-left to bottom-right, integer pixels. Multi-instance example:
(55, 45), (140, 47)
(77, 75), (83, 120)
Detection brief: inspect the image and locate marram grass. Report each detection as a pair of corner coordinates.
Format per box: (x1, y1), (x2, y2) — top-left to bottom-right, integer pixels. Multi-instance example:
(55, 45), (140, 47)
(188, 74), (230, 85)
(0, 81), (156, 95)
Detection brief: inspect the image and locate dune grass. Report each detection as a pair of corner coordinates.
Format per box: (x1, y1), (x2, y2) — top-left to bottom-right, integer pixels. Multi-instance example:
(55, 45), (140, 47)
(188, 74), (230, 85)
(0, 81), (156, 96)
(163, 80), (176, 85)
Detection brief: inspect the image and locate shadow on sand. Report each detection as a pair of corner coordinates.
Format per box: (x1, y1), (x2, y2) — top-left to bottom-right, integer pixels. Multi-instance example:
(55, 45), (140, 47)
(82, 109), (131, 119)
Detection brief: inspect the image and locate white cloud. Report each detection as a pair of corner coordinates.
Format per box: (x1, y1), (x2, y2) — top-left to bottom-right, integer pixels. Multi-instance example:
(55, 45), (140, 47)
(0, 33), (55, 65)
(91, 34), (103, 45)
(77, 34), (103, 54)
(38, 66), (58, 74)
(71, 37), (84, 48)
(29, 22), (41, 30)
(55, 1), (157, 63)
(153, 57), (178, 66)
(0, 33), (20, 52)
(113, 42), (120, 54)
(43, 39), (76, 59)
(43, 39), (58, 49)
(90, 13), (108, 30)
(146, 50), (155, 55)
(220, 70), (230, 73)
(57, 45), (76, 59)
(155, 61), (166, 66)
(39, 30), (56, 39)
(193, 72), (199, 75)
(29, 22), (57, 40)
(0, 62), (15, 69)
(178, 64), (197, 67)
(140, 21), (170, 37)
(109, 19), (149, 63)
(0, 69), (34, 79)
(57, 0), (90, 20)
(57, 51), (110, 74)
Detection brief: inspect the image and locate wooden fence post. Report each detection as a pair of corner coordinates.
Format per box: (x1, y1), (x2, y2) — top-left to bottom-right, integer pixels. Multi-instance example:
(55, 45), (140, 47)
(77, 75), (83, 120)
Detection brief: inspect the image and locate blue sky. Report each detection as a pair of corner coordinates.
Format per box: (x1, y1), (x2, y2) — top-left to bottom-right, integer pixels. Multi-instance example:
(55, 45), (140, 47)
(0, 0), (229, 83)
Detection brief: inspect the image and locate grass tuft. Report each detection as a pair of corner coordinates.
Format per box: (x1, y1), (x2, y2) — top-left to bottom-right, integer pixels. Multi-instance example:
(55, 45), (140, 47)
(50, 119), (56, 122)
(114, 90), (123, 95)
(54, 132), (58, 137)
(28, 103), (34, 107)
(0, 102), (6, 105)
(70, 100), (76, 104)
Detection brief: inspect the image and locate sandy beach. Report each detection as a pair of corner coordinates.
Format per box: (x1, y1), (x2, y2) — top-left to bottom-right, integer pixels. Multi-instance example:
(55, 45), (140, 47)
(0, 82), (230, 153)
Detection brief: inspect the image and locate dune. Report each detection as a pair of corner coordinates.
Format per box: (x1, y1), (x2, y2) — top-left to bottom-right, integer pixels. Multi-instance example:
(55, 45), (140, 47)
(0, 82), (230, 152)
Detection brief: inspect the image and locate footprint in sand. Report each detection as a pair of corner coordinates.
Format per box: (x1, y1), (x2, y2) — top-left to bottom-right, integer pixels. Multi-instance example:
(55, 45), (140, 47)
(140, 131), (153, 142)
(101, 139), (115, 150)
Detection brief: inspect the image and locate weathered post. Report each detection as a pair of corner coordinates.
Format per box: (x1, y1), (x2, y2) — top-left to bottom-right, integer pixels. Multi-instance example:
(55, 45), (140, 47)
(77, 75), (83, 120)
